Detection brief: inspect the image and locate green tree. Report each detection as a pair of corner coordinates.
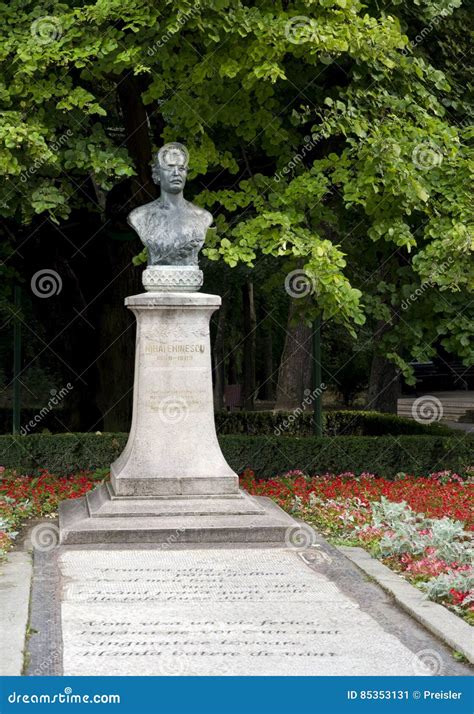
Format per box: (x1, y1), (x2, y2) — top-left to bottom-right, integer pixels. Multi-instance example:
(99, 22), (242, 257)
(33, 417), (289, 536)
(0, 0), (472, 419)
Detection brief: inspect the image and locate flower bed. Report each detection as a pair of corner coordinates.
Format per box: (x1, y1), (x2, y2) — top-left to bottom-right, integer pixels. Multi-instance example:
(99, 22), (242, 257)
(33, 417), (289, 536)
(0, 467), (101, 557)
(243, 469), (474, 624)
(0, 466), (472, 624)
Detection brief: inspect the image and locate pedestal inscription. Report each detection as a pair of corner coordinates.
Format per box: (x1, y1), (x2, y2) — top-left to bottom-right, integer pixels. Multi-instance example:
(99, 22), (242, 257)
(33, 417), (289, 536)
(60, 549), (416, 676)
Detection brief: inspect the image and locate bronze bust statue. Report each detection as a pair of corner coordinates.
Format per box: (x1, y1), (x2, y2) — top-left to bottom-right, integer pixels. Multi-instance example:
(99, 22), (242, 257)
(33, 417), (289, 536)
(128, 143), (213, 268)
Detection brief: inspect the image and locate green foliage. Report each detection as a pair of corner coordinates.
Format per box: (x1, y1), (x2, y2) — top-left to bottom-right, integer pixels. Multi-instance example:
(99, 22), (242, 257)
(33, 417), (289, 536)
(0, 0), (472, 364)
(215, 409), (452, 436)
(372, 497), (471, 562)
(0, 432), (472, 478)
(0, 408), (451, 437)
(323, 410), (453, 436)
(422, 570), (474, 603)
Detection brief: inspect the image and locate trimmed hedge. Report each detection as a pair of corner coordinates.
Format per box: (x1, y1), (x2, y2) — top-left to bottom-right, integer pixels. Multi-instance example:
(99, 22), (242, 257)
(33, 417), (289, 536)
(0, 408), (451, 439)
(215, 409), (453, 436)
(0, 432), (472, 479)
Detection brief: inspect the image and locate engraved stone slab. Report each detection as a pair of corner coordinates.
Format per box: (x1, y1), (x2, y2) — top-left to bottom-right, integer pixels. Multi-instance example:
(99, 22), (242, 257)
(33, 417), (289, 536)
(60, 549), (417, 676)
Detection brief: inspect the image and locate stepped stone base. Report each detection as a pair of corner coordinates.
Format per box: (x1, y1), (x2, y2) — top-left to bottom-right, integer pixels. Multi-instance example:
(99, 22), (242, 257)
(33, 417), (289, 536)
(59, 483), (296, 545)
(59, 291), (300, 546)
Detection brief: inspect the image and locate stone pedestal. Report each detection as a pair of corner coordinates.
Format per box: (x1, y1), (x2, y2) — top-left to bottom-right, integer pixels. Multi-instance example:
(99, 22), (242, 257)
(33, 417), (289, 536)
(60, 292), (295, 544)
(111, 293), (237, 497)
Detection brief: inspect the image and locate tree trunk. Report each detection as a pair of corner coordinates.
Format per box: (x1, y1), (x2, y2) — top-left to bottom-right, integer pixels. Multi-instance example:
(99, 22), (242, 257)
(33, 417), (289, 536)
(275, 299), (312, 410)
(228, 352), (237, 385)
(94, 238), (142, 431)
(367, 354), (400, 413)
(366, 320), (400, 413)
(241, 280), (257, 409)
(259, 323), (274, 401)
(213, 296), (227, 411)
(117, 74), (157, 207)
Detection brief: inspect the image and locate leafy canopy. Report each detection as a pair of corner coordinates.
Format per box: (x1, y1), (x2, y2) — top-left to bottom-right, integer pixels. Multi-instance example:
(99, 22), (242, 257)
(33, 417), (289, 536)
(0, 0), (472, 367)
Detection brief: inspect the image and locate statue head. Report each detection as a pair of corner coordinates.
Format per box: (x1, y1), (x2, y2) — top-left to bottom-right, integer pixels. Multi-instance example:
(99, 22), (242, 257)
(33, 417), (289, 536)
(152, 142), (189, 195)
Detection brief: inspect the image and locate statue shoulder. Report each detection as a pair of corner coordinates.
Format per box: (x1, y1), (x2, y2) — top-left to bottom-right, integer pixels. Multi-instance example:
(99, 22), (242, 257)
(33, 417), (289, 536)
(127, 201), (161, 229)
(188, 202), (213, 228)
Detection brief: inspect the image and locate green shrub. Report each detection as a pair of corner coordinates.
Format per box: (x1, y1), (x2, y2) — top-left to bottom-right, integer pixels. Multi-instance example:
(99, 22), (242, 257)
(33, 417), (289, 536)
(0, 432), (472, 479)
(1, 409), (451, 440)
(221, 435), (474, 478)
(324, 410), (453, 436)
(0, 433), (127, 475)
(215, 410), (452, 437)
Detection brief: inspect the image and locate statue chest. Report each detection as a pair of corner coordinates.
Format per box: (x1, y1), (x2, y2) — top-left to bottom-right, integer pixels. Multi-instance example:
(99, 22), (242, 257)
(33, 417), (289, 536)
(141, 209), (207, 266)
